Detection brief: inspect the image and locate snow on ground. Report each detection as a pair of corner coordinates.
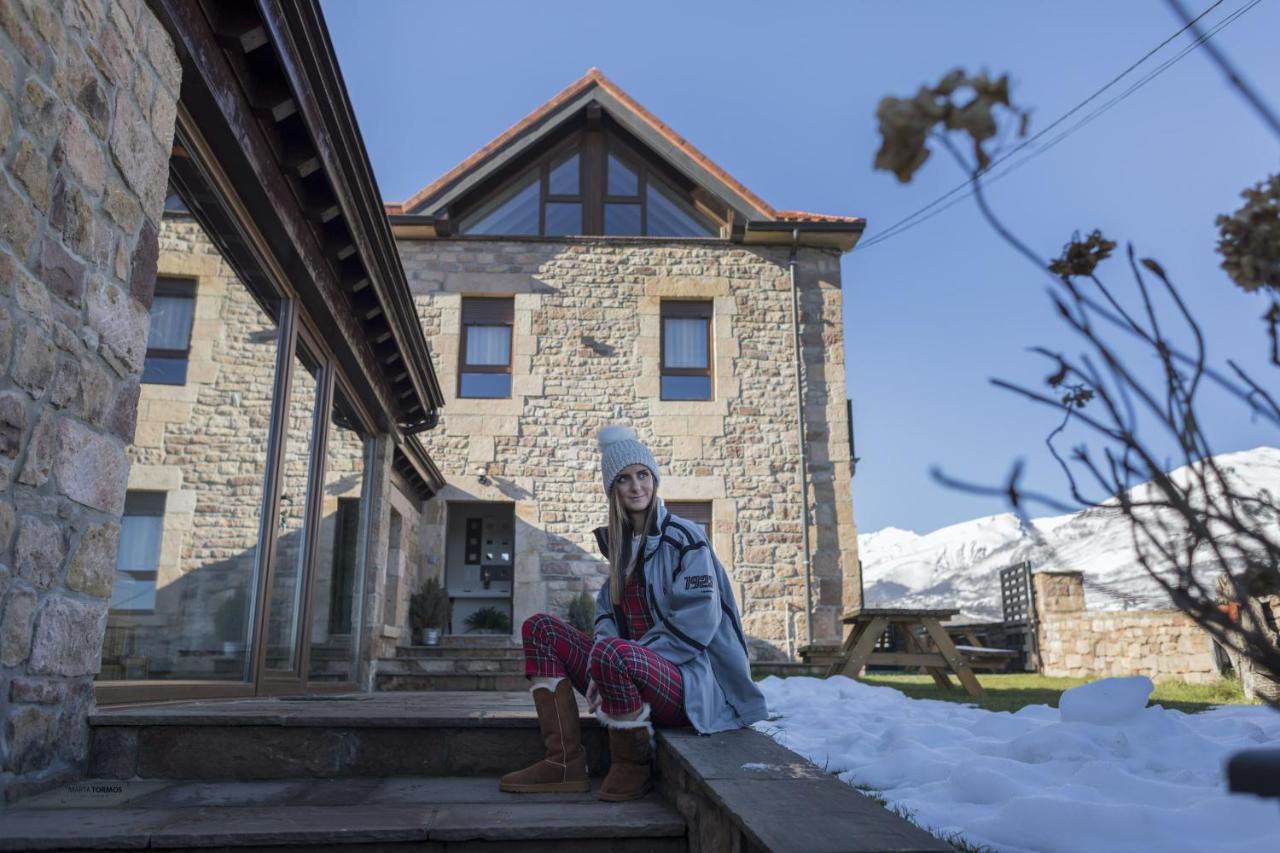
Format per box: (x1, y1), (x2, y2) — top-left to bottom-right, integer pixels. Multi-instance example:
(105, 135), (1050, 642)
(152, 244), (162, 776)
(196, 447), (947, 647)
(754, 676), (1280, 853)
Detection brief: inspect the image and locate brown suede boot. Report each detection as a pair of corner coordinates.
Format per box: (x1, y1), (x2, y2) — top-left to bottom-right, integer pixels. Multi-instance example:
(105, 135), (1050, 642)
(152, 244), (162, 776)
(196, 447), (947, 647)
(596, 703), (654, 802)
(499, 679), (590, 793)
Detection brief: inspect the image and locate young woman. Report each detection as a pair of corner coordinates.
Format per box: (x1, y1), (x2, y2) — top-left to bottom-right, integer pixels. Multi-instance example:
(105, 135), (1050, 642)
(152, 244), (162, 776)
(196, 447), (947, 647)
(500, 425), (767, 801)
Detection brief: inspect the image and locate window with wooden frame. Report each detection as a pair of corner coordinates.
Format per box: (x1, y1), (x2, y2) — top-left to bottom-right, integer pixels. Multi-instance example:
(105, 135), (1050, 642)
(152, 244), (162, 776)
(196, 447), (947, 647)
(459, 297), (514, 398)
(457, 132), (719, 238)
(660, 300), (713, 400)
(665, 501), (712, 538)
(142, 278), (197, 385)
(110, 491), (166, 614)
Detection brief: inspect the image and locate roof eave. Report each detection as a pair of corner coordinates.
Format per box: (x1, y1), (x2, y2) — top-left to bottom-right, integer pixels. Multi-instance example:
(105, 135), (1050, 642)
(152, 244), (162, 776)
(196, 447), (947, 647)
(737, 219), (866, 253)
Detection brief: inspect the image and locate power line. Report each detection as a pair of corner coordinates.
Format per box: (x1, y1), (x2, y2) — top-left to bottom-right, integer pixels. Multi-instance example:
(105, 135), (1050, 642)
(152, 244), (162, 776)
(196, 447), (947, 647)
(856, 0), (1241, 251)
(857, 0), (1261, 249)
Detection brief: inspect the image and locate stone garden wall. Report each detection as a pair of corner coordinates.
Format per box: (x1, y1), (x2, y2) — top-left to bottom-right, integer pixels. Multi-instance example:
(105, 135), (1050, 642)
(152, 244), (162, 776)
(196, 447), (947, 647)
(1033, 571), (1219, 684)
(401, 237), (860, 658)
(0, 0), (178, 800)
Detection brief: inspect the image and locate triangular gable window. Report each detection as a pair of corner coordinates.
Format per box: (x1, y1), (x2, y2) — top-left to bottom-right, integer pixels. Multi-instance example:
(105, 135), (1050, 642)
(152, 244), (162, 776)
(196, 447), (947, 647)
(456, 131), (720, 238)
(458, 169), (540, 235)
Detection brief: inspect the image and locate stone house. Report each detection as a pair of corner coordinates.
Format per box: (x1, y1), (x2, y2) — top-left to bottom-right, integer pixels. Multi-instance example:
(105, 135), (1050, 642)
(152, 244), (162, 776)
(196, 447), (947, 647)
(385, 69), (864, 659)
(0, 0), (864, 801)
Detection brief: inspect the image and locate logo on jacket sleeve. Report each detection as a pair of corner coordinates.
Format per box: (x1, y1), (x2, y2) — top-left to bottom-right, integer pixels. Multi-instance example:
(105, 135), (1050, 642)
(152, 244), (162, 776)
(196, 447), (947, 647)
(684, 574), (713, 591)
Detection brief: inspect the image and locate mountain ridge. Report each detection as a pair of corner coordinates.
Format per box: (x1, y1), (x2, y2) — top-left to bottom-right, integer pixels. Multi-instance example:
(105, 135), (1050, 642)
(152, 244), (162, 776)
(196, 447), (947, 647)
(859, 446), (1280, 622)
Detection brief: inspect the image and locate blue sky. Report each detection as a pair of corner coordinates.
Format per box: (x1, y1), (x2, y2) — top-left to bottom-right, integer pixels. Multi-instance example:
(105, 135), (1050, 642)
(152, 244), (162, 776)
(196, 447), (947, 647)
(323, 0), (1280, 535)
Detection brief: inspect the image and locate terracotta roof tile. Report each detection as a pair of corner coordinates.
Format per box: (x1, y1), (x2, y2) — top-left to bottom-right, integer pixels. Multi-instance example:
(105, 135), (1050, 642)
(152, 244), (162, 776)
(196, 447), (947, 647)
(391, 69), (856, 225)
(774, 210), (865, 224)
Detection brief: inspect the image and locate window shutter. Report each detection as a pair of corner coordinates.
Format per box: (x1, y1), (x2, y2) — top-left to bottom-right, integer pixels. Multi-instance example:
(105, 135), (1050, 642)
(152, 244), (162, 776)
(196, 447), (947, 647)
(462, 297), (514, 325)
(666, 501), (712, 537)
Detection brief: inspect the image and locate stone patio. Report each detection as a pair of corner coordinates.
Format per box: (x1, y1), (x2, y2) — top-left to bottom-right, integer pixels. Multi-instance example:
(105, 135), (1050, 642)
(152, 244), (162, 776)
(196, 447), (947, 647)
(0, 692), (952, 852)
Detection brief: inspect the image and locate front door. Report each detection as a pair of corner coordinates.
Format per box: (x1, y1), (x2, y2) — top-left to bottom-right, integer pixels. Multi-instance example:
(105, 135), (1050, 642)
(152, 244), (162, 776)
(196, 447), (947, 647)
(445, 503), (515, 636)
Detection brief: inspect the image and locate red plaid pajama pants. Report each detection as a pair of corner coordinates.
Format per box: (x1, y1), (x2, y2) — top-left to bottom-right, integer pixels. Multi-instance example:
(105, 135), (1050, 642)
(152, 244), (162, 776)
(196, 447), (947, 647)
(521, 613), (691, 727)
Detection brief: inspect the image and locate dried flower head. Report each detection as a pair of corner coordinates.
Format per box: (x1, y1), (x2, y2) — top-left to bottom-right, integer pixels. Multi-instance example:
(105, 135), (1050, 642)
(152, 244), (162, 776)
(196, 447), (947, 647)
(874, 69), (1025, 182)
(1216, 174), (1280, 293)
(1049, 230), (1116, 278)
(1061, 385), (1094, 409)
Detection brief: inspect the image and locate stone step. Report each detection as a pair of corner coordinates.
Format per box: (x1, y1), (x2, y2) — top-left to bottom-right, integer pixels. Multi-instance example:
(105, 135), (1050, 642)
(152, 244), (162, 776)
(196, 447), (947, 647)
(376, 672), (530, 691)
(378, 656), (525, 676)
(0, 775), (686, 851)
(88, 692), (609, 781)
(397, 644), (524, 659)
(437, 634), (519, 648)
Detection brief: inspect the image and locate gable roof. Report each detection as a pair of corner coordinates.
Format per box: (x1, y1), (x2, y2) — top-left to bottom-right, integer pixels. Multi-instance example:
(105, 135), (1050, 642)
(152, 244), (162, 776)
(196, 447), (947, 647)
(386, 69), (863, 235)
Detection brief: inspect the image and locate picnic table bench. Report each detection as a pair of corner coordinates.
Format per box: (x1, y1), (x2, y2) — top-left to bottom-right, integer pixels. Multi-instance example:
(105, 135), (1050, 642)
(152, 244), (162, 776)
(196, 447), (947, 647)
(826, 607), (987, 698)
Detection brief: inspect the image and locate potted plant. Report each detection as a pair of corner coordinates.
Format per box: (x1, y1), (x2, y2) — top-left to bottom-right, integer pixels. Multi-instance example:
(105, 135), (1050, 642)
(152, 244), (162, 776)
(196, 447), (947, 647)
(566, 590), (595, 634)
(409, 577), (449, 645)
(464, 605), (512, 635)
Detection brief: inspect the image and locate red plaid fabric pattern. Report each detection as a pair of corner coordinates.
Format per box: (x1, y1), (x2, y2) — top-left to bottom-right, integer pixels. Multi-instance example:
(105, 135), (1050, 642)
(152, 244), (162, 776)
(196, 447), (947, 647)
(520, 613), (691, 727)
(621, 568), (653, 639)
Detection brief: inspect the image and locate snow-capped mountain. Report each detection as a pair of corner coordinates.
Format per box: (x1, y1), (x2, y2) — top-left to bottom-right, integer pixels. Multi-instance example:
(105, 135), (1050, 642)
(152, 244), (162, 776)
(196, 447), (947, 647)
(859, 446), (1280, 622)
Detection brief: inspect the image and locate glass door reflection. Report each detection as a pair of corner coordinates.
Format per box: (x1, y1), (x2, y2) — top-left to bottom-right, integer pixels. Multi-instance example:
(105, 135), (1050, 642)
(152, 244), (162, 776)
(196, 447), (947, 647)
(263, 345), (323, 672)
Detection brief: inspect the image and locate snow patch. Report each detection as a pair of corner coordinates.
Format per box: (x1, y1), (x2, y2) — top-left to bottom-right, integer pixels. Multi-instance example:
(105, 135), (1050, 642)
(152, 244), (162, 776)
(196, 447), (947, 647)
(755, 675), (1280, 853)
(1058, 676), (1153, 724)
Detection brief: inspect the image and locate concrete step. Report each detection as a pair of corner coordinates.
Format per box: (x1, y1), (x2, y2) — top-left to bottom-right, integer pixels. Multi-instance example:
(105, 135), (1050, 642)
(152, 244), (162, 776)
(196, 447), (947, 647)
(376, 672), (530, 691)
(378, 656), (525, 676)
(397, 644), (524, 659)
(87, 692), (607, 782)
(0, 775), (686, 851)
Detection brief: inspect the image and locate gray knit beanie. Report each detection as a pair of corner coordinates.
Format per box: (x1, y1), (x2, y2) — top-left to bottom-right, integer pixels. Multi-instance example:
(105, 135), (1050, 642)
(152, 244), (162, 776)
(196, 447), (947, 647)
(597, 424), (659, 494)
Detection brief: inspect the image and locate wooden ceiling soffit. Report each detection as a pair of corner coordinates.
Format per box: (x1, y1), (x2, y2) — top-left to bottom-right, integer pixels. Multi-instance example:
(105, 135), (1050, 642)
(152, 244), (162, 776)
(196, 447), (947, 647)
(394, 435), (446, 501)
(158, 0), (443, 434)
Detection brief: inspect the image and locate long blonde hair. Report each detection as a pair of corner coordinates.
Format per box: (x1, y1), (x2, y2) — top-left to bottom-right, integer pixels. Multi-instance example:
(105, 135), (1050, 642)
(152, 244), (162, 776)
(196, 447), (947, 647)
(606, 482), (659, 607)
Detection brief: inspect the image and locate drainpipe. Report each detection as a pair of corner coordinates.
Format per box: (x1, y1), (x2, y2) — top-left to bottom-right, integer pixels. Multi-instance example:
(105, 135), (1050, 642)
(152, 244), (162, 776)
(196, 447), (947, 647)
(788, 230), (815, 649)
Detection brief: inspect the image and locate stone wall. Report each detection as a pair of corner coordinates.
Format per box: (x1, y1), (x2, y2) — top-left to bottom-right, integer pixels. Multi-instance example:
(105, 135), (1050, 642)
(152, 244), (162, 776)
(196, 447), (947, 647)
(0, 0), (179, 800)
(1033, 571), (1219, 684)
(400, 237), (860, 658)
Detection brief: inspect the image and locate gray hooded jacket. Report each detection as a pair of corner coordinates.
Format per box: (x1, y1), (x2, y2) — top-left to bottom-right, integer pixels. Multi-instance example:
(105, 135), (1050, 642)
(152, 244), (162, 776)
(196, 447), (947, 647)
(593, 498), (768, 734)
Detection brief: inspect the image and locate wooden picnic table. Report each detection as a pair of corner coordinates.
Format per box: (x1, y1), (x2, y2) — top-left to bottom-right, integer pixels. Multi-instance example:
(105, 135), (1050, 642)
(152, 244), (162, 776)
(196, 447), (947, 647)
(826, 607), (986, 698)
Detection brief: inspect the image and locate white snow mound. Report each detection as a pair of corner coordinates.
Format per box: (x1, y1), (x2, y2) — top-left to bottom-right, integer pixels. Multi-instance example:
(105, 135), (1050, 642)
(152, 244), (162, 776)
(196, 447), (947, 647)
(1058, 676), (1153, 724)
(755, 675), (1280, 853)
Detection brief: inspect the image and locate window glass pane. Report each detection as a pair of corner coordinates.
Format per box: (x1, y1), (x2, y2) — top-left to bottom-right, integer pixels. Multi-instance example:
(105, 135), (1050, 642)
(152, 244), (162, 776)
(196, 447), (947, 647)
(117, 513), (163, 572)
(604, 203), (642, 236)
(142, 356), (188, 385)
(109, 572), (157, 613)
(608, 154), (638, 196)
(112, 494), (164, 613)
(465, 326), (510, 366)
(661, 375), (712, 401)
(664, 317), (708, 368)
(148, 291), (194, 350)
(309, 389), (369, 681)
(266, 348), (322, 671)
(164, 190), (188, 213)
(460, 373), (512, 398)
(548, 151), (579, 195)
(544, 202), (581, 236)
(459, 170), (540, 235)
(647, 178), (716, 237)
(102, 197), (278, 683)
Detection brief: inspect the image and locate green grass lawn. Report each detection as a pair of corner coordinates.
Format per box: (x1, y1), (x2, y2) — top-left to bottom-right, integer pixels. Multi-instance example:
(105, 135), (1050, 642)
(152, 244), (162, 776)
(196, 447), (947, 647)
(856, 672), (1259, 714)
